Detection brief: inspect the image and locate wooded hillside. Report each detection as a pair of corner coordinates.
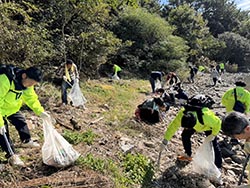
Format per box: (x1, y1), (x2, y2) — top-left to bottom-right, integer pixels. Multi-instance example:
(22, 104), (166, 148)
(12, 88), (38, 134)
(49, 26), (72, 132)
(0, 0), (249, 78)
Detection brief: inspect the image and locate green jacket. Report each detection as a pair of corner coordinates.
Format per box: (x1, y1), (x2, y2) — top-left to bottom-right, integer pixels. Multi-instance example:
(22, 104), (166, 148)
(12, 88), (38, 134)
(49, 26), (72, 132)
(113, 64), (122, 74)
(164, 107), (221, 141)
(222, 86), (250, 113)
(0, 74), (44, 127)
(219, 63), (224, 69)
(198, 65), (205, 72)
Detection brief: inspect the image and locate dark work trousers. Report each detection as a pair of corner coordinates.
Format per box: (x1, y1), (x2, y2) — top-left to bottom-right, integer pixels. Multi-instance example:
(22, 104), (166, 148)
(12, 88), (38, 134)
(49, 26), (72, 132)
(8, 112), (31, 143)
(149, 77), (156, 93)
(212, 77), (217, 86)
(61, 79), (74, 104)
(181, 129), (222, 168)
(189, 73), (194, 83)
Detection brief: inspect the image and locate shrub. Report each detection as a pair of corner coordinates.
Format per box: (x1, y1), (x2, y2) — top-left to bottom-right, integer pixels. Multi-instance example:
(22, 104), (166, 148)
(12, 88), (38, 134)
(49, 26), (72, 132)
(122, 153), (154, 186)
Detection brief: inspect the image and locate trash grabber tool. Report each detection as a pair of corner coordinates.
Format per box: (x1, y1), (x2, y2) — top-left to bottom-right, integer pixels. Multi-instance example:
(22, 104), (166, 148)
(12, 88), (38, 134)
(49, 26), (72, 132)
(65, 80), (73, 87)
(2, 118), (15, 156)
(3, 131), (14, 156)
(238, 154), (250, 186)
(156, 150), (163, 170)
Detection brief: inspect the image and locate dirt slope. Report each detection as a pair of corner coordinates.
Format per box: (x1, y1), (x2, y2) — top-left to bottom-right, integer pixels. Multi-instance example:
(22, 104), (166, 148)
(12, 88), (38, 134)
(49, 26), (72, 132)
(0, 72), (250, 188)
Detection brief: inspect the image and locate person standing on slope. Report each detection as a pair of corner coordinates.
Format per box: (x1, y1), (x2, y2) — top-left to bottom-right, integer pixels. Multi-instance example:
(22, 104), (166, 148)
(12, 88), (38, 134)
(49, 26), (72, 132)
(0, 65), (50, 167)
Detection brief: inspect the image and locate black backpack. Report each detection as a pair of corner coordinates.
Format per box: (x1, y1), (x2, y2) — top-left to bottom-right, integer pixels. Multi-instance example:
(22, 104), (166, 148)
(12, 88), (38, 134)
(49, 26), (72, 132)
(0, 64), (18, 84)
(181, 94), (215, 128)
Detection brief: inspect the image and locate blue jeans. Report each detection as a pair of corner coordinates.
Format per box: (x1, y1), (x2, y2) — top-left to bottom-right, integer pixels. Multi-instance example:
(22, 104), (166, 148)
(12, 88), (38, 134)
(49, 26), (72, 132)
(61, 80), (74, 104)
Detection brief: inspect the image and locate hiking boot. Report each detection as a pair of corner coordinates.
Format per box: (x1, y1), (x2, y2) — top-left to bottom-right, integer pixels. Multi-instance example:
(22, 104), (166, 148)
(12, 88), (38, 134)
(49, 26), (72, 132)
(22, 140), (40, 148)
(8, 155), (25, 167)
(177, 155), (192, 161)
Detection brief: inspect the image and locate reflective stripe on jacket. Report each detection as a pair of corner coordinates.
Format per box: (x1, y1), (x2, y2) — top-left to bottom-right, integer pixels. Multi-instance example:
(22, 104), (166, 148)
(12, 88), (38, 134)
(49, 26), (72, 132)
(0, 74), (44, 127)
(164, 107), (221, 141)
(222, 86), (250, 113)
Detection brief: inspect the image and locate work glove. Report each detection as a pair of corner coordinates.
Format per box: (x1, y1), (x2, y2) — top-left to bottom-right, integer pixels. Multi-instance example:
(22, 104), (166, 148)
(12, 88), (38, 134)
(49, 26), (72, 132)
(63, 76), (67, 81)
(159, 139), (168, 152)
(205, 134), (215, 142)
(0, 126), (6, 135)
(40, 111), (51, 121)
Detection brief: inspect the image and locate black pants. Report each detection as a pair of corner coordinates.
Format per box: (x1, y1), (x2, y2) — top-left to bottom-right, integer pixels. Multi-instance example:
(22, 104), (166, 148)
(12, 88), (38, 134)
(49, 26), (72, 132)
(189, 74), (194, 83)
(61, 79), (74, 104)
(212, 77), (217, 86)
(149, 77), (156, 93)
(0, 112), (30, 158)
(117, 71), (121, 78)
(139, 109), (160, 124)
(181, 129), (222, 168)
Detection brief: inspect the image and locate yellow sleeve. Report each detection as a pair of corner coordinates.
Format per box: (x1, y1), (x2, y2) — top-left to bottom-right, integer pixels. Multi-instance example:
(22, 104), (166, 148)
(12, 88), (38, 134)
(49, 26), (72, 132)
(22, 86), (44, 115)
(221, 89), (231, 106)
(164, 108), (184, 141)
(0, 75), (11, 127)
(202, 110), (221, 136)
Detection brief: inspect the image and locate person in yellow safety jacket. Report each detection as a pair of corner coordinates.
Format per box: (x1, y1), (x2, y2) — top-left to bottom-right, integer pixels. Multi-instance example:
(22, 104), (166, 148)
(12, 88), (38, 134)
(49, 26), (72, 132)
(0, 65), (50, 167)
(113, 64), (122, 79)
(219, 63), (225, 73)
(198, 65), (205, 73)
(221, 112), (250, 187)
(222, 81), (250, 114)
(56, 59), (79, 105)
(159, 95), (222, 169)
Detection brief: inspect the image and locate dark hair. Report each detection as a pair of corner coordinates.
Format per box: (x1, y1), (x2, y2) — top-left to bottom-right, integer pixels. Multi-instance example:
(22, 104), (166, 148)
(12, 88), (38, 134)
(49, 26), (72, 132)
(156, 88), (164, 93)
(222, 112), (249, 137)
(25, 67), (43, 82)
(154, 97), (164, 107)
(235, 81), (246, 87)
(66, 59), (74, 65)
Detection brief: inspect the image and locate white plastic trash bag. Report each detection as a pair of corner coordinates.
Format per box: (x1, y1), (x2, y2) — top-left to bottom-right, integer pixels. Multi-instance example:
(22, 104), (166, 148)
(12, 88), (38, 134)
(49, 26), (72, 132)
(193, 137), (221, 181)
(155, 79), (162, 90)
(42, 118), (80, 167)
(112, 73), (120, 80)
(68, 81), (87, 107)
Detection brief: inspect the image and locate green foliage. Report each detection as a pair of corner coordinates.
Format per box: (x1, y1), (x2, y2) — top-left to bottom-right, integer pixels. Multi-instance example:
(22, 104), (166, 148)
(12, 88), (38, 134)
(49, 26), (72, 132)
(63, 129), (96, 145)
(0, 3), (55, 66)
(112, 7), (188, 74)
(122, 153), (154, 185)
(0, 0), (249, 76)
(77, 154), (106, 172)
(225, 63), (238, 73)
(166, 0), (242, 36)
(167, 4), (221, 62)
(116, 7), (174, 45)
(151, 37), (188, 70)
(76, 152), (155, 187)
(218, 32), (250, 70)
(238, 19), (250, 40)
